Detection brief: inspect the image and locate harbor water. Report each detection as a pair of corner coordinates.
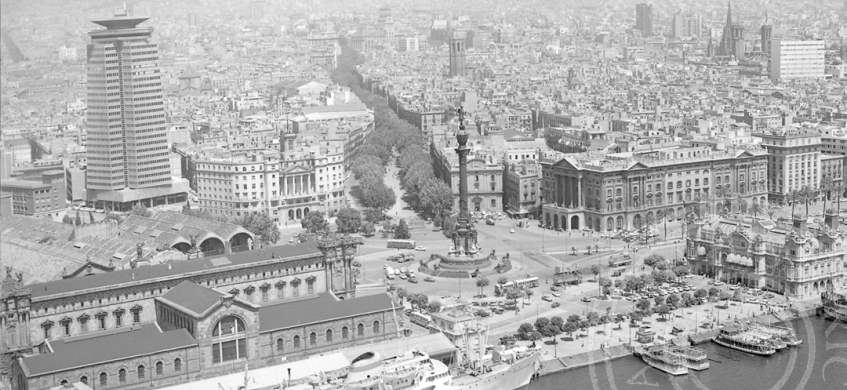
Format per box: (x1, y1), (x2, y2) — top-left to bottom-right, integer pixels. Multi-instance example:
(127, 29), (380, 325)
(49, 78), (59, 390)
(523, 316), (847, 390)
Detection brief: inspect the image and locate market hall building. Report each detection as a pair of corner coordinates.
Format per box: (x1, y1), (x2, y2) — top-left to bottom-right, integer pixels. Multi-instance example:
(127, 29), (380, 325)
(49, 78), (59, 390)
(2, 237), (401, 389)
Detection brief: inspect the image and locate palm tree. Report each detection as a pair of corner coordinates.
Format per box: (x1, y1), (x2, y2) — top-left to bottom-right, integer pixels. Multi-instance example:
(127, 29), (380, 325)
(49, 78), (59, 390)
(788, 189), (800, 219)
(820, 176), (833, 215)
(750, 202), (765, 220)
(800, 185), (815, 217)
(835, 181), (847, 215)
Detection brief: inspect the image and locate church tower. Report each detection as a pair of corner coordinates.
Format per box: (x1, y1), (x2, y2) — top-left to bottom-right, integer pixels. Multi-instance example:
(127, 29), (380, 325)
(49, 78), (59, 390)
(449, 30), (467, 78)
(760, 12), (773, 57)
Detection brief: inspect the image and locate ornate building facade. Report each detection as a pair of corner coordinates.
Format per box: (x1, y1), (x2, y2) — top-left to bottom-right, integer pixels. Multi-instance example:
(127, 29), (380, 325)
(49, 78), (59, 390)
(687, 215), (846, 298)
(2, 237), (399, 389)
(540, 146), (769, 232)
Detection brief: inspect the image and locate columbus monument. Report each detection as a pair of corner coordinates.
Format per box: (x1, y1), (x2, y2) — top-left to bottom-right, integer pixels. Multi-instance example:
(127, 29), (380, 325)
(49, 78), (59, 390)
(449, 107), (479, 257)
(424, 108), (500, 277)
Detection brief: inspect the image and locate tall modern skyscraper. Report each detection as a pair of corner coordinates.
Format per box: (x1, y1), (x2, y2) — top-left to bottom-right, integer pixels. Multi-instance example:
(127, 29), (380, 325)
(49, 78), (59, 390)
(635, 3), (654, 37)
(449, 30), (466, 78)
(672, 12), (702, 38)
(85, 7), (175, 208)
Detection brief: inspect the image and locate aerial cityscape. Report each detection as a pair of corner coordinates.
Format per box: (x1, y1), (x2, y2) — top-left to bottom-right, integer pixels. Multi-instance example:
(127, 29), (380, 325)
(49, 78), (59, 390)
(1, 0), (847, 389)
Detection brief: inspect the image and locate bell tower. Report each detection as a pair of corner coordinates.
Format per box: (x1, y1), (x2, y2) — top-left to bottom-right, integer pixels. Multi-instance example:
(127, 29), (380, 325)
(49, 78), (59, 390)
(449, 30), (467, 78)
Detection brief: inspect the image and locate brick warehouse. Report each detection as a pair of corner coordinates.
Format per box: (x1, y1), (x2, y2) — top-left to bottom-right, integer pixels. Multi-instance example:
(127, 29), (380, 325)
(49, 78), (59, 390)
(2, 236), (401, 389)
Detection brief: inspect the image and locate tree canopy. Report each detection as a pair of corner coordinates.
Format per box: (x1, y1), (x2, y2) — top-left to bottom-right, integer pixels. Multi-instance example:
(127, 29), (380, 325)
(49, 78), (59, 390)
(301, 211), (329, 233)
(335, 207), (362, 233)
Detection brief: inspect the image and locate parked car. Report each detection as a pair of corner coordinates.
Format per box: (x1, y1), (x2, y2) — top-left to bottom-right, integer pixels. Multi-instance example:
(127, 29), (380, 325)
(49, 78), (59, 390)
(542, 295), (553, 302)
(551, 302), (561, 308)
(550, 286), (561, 292)
(424, 276), (435, 282)
(510, 229), (515, 234)
(415, 246), (427, 251)
(408, 278), (418, 284)
(551, 291), (561, 297)
(713, 281), (725, 286)
(581, 296), (593, 302)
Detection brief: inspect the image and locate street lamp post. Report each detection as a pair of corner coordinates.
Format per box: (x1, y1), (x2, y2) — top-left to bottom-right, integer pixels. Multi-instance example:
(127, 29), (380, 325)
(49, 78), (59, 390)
(540, 195), (545, 253)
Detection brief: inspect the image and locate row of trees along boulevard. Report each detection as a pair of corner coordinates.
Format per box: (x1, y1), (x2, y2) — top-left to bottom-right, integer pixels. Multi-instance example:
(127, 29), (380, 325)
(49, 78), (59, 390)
(330, 43), (453, 238)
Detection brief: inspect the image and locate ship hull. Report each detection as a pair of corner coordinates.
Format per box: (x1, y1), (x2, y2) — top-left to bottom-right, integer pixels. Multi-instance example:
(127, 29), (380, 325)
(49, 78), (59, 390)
(822, 305), (847, 323)
(442, 353), (539, 390)
(712, 337), (776, 356)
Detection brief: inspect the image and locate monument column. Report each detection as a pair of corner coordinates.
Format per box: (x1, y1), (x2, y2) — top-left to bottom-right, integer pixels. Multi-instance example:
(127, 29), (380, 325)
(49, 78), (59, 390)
(577, 175), (583, 208)
(453, 108), (477, 255)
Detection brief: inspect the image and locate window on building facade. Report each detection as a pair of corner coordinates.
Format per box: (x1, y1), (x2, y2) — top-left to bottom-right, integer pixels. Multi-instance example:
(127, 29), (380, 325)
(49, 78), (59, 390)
(342, 326), (349, 340)
(97, 313), (107, 330)
(99, 373), (107, 386)
(358, 323), (365, 337)
(156, 361), (163, 375)
(119, 369), (126, 384)
(211, 316), (247, 364)
(131, 307), (142, 324)
(310, 332), (317, 346)
(60, 318), (71, 337)
(42, 321), (53, 339)
(114, 309), (125, 328)
(373, 320), (381, 334)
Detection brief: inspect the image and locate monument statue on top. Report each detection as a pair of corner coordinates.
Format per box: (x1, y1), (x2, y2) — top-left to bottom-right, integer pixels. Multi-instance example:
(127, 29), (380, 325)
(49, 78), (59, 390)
(449, 108), (479, 257)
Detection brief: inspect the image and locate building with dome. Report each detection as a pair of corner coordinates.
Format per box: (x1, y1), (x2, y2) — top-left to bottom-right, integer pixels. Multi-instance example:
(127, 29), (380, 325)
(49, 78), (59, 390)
(686, 214), (846, 299)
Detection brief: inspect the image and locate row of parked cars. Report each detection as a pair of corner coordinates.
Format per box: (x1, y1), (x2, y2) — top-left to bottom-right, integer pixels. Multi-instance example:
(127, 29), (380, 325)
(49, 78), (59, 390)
(625, 283), (694, 302)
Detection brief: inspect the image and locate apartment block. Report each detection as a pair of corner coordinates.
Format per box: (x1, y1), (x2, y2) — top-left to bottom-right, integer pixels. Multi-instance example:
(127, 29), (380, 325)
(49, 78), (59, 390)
(770, 39), (826, 82)
(756, 128), (821, 201)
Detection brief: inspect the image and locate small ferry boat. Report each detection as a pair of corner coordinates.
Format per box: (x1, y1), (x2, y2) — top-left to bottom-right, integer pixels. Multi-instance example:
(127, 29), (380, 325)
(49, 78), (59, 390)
(639, 345), (689, 376)
(746, 329), (788, 350)
(747, 322), (803, 347)
(821, 289), (847, 323)
(668, 345), (710, 371)
(712, 325), (777, 356)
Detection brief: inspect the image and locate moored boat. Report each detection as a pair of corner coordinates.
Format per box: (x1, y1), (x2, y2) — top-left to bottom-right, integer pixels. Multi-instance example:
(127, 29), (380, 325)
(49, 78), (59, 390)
(821, 290), (847, 323)
(747, 322), (803, 347)
(745, 328), (788, 350)
(712, 325), (776, 356)
(668, 345), (710, 371)
(639, 345), (689, 376)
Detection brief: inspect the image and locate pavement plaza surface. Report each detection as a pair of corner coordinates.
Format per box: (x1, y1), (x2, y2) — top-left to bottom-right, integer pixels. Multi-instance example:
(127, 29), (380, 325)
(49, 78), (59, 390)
(271, 157), (824, 361)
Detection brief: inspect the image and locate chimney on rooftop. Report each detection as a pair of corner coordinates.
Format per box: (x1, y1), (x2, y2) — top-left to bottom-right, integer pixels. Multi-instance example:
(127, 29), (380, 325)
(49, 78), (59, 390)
(825, 210), (840, 231)
(792, 215), (807, 236)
